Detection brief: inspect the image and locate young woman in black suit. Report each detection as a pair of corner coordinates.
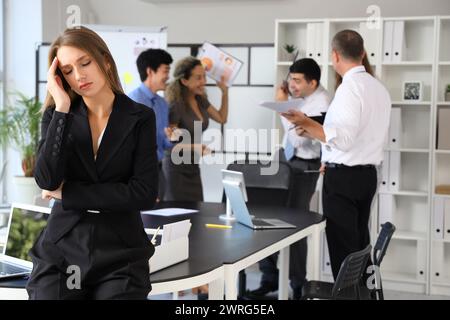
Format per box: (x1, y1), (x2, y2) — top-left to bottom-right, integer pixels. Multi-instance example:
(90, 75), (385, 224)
(26, 27), (158, 300)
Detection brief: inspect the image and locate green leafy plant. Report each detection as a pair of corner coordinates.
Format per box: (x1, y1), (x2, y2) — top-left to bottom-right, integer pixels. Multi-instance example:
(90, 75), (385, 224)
(283, 44), (297, 54)
(0, 93), (42, 177)
(446, 84), (450, 93)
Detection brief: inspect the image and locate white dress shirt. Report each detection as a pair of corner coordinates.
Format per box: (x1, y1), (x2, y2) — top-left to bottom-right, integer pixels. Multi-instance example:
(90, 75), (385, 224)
(281, 85), (331, 159)
(321, 66), (391, 166)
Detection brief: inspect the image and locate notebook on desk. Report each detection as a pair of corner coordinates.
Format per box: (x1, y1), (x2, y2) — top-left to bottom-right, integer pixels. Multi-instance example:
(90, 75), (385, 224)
(0, 204), (50, 280)
(223, 180), (296, 230)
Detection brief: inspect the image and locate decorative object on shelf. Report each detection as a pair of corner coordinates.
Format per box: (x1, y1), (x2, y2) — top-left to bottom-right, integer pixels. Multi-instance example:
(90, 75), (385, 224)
(0, 92), (42, 204)
(282, 44), (298, 61)
(445, 84), (450, 102)
(435, 185), (450, 195)
(403, 81), (423, 101)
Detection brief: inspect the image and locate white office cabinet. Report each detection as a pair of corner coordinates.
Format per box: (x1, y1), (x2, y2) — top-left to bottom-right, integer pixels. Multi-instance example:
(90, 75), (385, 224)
(276, 16), (450, 296)
(434, 197), (445, 240)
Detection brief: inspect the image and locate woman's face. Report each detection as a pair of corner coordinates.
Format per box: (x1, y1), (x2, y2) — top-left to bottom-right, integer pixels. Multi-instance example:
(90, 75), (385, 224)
(57, 46), (109, 98)
(181, 64), (207, 96)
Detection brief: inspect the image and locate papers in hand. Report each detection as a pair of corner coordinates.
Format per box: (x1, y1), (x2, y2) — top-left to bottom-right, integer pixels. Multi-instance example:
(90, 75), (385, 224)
(259, 99), (305, 113)
(197, 42), (243, 87)
(141, 208), (198, 216)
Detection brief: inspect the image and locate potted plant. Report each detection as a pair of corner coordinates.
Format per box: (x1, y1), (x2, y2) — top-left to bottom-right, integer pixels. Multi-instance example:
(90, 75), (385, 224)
(0, 92), (42, 204)
(283, 44), (297, 61)
(446, 84), (450, 102)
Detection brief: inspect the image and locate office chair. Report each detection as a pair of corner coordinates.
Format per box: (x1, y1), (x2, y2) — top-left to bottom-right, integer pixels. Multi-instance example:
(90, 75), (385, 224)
(223, 151), (293, 299)
(301, 244), (372, 300)
(371, 221), (396, 300)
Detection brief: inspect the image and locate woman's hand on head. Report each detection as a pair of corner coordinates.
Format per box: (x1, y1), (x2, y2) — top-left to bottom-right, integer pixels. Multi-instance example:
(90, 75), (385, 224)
(47, 57), (71, 113)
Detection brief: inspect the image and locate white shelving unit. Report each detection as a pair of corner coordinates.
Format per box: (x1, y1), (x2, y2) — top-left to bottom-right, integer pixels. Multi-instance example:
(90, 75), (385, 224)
(275, 16), (450, 296)
(430, 16), (450, 296)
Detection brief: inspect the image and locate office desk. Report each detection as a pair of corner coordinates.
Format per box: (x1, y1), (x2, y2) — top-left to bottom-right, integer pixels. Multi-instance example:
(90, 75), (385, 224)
(0, 202), (325, 300)
(145, 202), (325, 300)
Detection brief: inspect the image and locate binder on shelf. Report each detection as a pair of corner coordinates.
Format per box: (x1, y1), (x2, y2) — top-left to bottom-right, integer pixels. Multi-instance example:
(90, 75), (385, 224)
(389, 151), (401, 192)
(379, 194), (394, 228)
(389, 108), (402, 148)
(392, 21), (406, 62)
(314, 23), (324, 63)
(416, 240), (427, 282)
(433, 242), (444, 282)
(359, 22), (379, 60)
(437, 108), (450, 150)
(380, 151), (390, 192)
(306, 23), (316, 59)
(322, 234), (332, 275)
(445, 199), (450, 241)
(433, 197), (445, 240)
(383, 21), (394, 62)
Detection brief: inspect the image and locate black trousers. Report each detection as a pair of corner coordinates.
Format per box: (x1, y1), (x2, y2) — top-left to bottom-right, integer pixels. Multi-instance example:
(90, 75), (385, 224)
(258, 157), (321, 292)
(322, 165), (377, 280)
(26, 213), (153, 300)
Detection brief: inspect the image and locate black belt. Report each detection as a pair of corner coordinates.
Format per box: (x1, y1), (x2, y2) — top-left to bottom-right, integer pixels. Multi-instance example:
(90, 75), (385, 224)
(292, 156), (320, 163)
(325, 162), (375, 169)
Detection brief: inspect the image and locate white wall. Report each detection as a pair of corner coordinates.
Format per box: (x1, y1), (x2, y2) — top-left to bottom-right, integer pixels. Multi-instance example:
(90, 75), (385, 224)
(86, 0), (450, 43)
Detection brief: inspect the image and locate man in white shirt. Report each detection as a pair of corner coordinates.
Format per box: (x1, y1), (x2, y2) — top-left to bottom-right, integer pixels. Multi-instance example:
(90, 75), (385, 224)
(249, 58), (331, 300)
(282, 30), (391, 282)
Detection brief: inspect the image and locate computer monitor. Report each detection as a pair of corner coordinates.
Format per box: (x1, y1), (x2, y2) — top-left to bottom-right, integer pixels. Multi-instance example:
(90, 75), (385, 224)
(3, 204), (50, 263)
(221, 169), (248, 202)
(220, 169), (248, 220)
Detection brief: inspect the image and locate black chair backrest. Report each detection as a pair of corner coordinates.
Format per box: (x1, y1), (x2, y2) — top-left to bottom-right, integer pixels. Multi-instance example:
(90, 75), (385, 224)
(374, 222), (396, 266)
(225, 159), (292, 207)
(332, 244), (372, 298)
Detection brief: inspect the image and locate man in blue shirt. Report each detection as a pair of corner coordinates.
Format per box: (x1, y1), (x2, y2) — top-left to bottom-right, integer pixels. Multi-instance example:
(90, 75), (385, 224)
(129, 49), (173, 200)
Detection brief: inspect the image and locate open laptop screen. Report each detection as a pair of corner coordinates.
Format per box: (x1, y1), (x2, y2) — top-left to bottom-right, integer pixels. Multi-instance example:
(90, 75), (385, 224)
(4, 206), (50, 262)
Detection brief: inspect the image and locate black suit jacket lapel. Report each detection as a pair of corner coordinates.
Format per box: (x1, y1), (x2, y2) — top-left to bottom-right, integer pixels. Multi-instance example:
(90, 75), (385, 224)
(95, 94), (140, 176)
(71, 99), (99, 182)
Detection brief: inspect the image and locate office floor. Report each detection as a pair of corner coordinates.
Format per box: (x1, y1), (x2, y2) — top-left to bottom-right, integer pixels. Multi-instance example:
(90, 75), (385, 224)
(149, 263), (450, 300)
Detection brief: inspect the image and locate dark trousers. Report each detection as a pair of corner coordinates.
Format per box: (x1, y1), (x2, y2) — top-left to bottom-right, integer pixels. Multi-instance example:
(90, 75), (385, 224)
(26, 214), (153, 300)
(258, 157), (321, 291)
(322, 165), (377, 280)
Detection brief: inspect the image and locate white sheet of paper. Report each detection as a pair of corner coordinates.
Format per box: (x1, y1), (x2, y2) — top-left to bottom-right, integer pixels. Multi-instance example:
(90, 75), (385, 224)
(161, 219), (191, 244)
(259, 99), (305, 113)
(141, 208), (198, 216)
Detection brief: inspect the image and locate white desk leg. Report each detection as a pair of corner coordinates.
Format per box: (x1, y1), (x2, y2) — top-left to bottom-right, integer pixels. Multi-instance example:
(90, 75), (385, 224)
(278, 246), (290, 300)
(172, 291), (179, 300)
(224, 267), (238, 300)
(208, 276), (224, 300)
(311, 225), (321, 280)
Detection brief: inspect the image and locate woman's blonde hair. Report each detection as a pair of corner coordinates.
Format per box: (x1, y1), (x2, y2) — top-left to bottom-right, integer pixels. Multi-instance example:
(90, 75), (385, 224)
(43, 26), (123, 110)
(165, 56), (204, 106)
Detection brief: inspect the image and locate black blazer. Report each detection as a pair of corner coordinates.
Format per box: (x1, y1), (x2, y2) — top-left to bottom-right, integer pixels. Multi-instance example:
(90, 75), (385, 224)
(34, 94), (158, 248)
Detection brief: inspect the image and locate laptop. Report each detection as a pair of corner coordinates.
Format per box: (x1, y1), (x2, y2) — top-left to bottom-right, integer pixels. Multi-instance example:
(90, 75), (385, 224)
(223, 180), (296, 230)
(0, 203), (51, 279)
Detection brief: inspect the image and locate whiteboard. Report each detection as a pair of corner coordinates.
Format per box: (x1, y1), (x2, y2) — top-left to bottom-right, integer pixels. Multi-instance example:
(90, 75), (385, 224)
(86, 25), (168, 93)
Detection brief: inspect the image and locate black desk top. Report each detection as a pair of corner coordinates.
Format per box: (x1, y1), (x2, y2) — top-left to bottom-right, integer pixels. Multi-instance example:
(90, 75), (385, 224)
(144, 202), (324, 283)
(0, 202), (324, 289)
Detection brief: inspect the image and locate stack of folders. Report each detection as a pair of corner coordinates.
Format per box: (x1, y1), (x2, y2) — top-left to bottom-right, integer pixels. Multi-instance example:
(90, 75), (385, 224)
(146, 219), (191, 273)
